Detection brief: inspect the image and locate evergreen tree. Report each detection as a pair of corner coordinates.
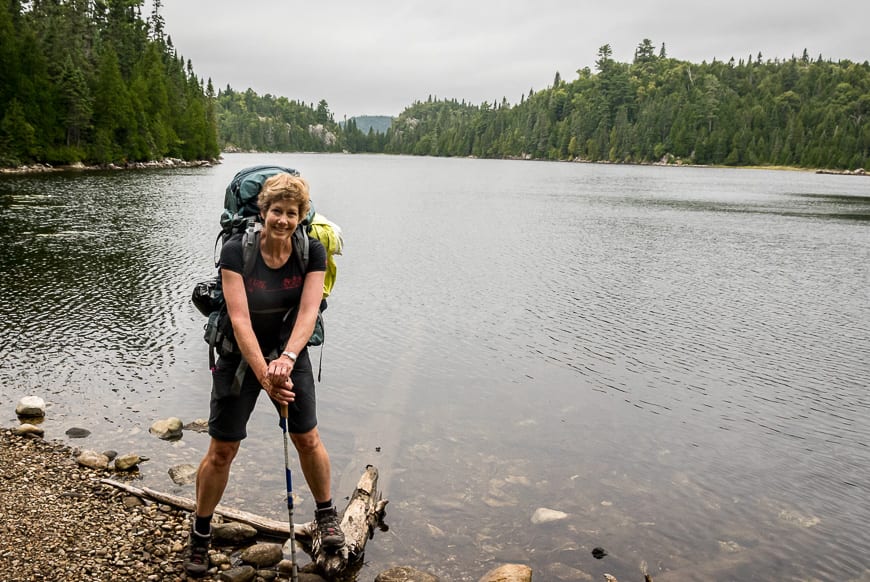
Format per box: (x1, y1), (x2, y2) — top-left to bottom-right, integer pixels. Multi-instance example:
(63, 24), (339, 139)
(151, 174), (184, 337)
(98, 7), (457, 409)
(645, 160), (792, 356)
(57, 55), (92, 151)
(0, 0), (218, 166)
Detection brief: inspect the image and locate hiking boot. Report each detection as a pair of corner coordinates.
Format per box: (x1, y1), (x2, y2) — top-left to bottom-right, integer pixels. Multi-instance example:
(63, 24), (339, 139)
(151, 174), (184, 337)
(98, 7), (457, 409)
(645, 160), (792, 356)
(184, 530), (211, 577)
(314, 507), (345, 549)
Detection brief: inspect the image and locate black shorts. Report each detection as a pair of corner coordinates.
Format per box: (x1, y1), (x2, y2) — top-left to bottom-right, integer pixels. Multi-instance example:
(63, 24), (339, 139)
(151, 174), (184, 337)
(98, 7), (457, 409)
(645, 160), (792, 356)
(208, 349), (317, 441)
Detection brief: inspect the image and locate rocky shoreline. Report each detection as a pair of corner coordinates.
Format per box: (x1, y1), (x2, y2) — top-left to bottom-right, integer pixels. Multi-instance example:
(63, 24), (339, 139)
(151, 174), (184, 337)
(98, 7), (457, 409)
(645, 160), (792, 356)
(0, 157), (219, 174)
(2, 155), (866, 177)
(2, 398), (540, 582)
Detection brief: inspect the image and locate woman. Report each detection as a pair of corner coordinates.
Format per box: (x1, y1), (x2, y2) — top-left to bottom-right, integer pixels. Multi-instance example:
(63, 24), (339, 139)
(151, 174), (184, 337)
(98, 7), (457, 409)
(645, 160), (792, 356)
(185, 173), (344, 577)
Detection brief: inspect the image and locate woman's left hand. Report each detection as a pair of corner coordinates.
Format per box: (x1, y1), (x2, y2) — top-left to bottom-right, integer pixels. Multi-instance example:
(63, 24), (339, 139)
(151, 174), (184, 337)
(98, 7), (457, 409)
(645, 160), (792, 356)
(267, 356), (294, 384)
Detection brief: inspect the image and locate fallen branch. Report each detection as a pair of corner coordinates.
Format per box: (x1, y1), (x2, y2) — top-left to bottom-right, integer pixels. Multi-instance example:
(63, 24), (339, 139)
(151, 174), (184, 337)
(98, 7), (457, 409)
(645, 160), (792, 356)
(100, 478), (310, 540)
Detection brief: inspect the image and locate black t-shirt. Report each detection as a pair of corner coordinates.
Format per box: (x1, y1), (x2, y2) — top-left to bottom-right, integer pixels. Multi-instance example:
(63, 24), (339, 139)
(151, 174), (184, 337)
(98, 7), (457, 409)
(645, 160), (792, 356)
(220, 234), (326, 353)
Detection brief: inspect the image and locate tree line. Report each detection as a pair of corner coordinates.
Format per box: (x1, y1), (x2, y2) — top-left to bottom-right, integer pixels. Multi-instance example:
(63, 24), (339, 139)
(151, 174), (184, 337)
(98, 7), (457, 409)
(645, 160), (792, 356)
(382, 42), (869, 170)
(0, 0), (219, 167)
(2, 1), (867, 171)
(209, 40), (870, 171)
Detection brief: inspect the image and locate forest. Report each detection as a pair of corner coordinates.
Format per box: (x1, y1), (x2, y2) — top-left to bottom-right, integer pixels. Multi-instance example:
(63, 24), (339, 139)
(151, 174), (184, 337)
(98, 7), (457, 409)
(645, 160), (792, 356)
(380, 43), (869, 170)
(2, 2), (868, 171)
(0, 0), (219, 167)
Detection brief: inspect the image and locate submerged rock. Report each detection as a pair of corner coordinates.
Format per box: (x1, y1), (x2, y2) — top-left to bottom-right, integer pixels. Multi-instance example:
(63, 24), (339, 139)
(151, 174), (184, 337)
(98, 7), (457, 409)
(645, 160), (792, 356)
(65, 427), (91, 438)
(547, 562), (594, 580)
(479, 564), (532, 582)
(375, 565), (440, 582)
(16, 396), (46, 418)
(183, 418), (209, 433)
(530, 507), (568, 524)
(168, 463), (198, 485)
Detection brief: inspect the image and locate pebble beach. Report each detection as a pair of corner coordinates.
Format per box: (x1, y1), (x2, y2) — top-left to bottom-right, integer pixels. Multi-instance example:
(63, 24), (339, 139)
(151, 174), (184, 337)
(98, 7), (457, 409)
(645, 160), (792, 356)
(0, 428), (199, 581)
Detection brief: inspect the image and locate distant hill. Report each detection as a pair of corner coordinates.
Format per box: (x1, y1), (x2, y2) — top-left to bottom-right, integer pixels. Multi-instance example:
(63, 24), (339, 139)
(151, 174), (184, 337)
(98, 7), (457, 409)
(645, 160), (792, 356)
(343, 115), (393, 134)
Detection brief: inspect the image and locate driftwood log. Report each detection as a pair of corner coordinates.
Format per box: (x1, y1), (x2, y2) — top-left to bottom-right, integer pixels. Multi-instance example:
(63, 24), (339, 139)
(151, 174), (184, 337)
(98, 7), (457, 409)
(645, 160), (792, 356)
(313, 465), (388, 577)
(102, 464), (387, 578)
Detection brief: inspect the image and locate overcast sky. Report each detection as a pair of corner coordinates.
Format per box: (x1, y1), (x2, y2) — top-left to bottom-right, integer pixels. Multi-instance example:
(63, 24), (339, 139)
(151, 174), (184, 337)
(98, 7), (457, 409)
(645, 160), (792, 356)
(147, 1), (869, 120)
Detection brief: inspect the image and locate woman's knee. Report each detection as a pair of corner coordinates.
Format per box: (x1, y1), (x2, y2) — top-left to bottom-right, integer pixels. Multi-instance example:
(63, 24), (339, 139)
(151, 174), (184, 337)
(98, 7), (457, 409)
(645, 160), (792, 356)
(291, 428), (322, 454)
(206, 439), (240, 468)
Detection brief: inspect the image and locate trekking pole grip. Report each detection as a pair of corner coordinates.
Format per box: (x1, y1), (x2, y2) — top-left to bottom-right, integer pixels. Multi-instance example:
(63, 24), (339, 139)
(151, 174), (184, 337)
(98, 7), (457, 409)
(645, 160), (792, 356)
(280, 403), (289, 419)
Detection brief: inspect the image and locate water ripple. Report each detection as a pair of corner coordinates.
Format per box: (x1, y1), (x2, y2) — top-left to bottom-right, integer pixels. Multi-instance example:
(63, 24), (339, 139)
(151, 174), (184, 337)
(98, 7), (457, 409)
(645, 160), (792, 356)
(2, 157), (868, 582)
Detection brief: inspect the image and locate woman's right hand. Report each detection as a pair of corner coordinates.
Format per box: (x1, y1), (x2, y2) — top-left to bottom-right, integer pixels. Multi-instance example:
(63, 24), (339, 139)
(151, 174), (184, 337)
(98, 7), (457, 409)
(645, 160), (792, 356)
(261, 374), (296, 405)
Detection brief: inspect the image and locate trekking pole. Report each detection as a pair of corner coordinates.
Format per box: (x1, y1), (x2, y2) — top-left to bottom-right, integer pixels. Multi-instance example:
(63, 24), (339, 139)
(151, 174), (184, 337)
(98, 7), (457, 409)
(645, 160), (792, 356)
(280, 404), (299, 582)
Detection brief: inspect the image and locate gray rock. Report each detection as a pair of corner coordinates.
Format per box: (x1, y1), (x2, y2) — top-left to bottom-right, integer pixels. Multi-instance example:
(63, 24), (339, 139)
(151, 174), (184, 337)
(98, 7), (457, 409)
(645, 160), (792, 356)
(76, 450), (110, 470)
(14, 423), (44, 436)
(257, 570), (278, 581)
(102, 450), (118, 461)
(375, 566), (440, 582)
(16, 396), (46, 418)
(65, 427), (90, 438)
(239, 542), (282, 567)
(212, 521), (258, 544)
(217, 565), (256, 582)
(168, 463), (198, 486)
(478, 564), (533, 582)
(149, 417), (183, 440)
(114, 454), (146, 471)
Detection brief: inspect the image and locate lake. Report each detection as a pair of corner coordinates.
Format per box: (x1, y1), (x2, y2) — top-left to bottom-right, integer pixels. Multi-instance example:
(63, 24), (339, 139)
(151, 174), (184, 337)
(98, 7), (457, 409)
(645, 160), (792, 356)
(1, 154), (868, 581)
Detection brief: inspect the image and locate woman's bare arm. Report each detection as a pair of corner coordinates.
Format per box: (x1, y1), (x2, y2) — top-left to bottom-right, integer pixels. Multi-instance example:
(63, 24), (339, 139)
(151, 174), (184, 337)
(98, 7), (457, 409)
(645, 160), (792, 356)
(222, 268), (270, 386)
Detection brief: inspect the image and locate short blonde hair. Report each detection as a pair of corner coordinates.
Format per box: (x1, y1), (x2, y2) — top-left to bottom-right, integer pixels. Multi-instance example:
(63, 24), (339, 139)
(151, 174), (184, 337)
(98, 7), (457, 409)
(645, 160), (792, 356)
(258, 173), (311, 219)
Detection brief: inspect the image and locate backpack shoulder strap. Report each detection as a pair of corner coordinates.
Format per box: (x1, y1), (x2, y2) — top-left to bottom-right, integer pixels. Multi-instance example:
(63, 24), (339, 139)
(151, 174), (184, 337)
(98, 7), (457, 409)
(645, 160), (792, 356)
(241, 223), (262, 277)
(292, 223), (310, 273)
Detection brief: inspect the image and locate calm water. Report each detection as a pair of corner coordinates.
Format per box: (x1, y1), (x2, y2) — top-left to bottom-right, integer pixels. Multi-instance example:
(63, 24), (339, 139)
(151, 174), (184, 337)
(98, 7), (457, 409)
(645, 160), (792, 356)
(1, 154), (868, 581)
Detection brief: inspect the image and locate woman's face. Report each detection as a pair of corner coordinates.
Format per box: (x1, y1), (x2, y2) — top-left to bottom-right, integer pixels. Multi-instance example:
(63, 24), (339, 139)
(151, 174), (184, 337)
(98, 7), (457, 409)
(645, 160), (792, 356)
(262, 199), (301, 239)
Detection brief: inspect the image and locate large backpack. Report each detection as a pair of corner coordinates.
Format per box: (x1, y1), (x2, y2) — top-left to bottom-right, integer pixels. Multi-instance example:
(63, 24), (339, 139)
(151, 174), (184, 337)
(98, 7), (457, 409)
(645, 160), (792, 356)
(192, 165), (343, 384)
